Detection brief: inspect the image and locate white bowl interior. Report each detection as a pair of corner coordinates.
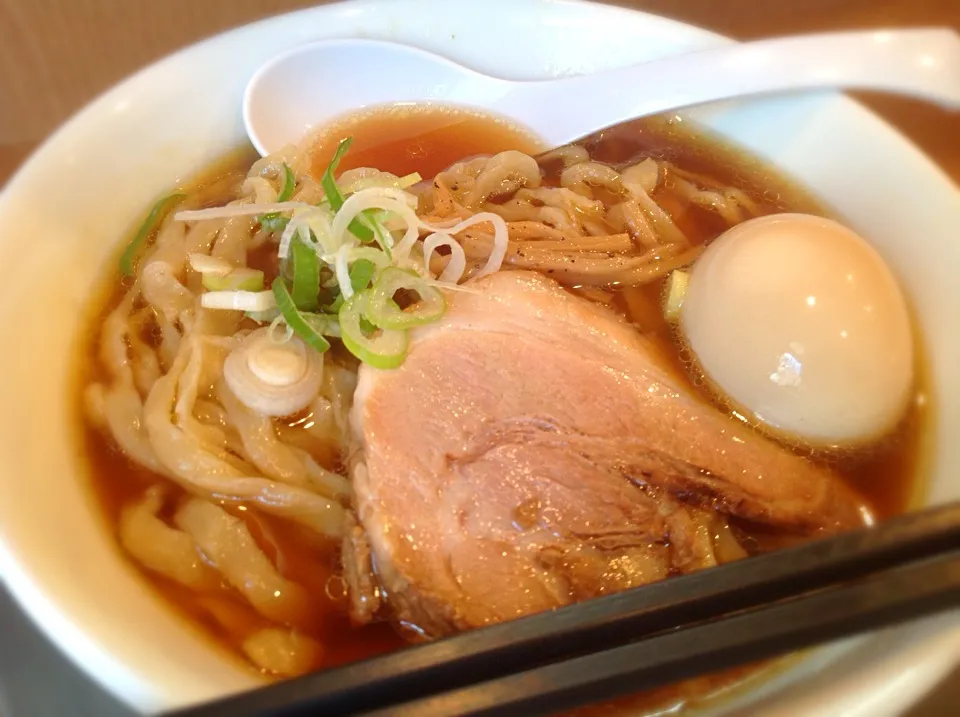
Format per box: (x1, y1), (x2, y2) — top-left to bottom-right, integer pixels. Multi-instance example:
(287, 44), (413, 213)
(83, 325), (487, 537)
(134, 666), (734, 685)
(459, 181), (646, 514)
(0, 0), (957, 714)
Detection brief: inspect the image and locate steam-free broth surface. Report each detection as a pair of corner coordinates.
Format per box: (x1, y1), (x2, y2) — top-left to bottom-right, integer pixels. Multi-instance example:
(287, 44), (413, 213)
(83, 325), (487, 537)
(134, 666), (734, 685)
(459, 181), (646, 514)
(79, 105), (926, 712)
(308, 103), (543, 179)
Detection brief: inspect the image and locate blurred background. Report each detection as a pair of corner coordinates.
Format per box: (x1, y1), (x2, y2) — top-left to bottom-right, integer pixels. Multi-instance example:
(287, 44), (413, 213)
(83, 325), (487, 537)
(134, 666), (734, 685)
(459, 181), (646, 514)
(0, 0), (957, 714)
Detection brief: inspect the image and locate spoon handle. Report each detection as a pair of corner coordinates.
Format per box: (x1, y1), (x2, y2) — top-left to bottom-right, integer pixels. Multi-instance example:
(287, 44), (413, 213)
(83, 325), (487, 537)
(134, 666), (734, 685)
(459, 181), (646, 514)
(494, 29), (960, 147)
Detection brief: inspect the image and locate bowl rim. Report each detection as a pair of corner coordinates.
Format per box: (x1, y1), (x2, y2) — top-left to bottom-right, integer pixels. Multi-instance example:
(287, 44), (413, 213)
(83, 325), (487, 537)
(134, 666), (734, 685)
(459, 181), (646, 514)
(0, 0), (957, 715)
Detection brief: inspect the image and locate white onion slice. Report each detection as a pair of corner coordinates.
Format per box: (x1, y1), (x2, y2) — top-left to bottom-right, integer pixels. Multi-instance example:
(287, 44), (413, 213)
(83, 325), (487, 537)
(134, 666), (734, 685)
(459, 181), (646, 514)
(224, 328), (323, 417)
(435, 212), (509, 278)
(201, 290), (276, 312)
(279, 206), (336, 259)
(334, 244), (354, 300)
(175, 201), (310, 222)
(332, 189), (420, 248)
(422, 233), (467, 284)
(188, 253), (233, 276)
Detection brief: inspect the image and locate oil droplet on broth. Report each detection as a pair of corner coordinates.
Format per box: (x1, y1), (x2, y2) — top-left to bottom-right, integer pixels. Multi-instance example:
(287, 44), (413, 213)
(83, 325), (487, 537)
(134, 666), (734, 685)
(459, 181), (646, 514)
(305, 103), (545, 180)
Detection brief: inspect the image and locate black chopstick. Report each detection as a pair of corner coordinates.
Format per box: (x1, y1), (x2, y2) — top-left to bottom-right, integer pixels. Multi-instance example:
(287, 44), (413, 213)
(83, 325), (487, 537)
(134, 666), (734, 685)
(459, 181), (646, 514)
(356, 551), (960, 717)
(169, 501), (960, 717)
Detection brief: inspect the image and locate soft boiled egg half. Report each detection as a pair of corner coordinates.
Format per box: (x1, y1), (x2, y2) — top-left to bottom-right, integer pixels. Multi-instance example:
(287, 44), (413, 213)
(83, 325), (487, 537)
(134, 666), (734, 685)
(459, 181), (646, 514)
(678, 213), (914, 447)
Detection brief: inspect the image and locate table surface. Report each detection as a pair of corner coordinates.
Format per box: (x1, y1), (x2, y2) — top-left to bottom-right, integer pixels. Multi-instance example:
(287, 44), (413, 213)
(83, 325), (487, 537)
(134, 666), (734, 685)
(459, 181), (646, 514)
(0, 0), (957, 715)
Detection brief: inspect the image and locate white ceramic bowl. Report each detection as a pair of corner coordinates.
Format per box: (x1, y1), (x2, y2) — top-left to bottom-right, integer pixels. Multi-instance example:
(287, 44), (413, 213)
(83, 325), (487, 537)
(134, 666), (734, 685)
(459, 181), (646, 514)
(0, 0), (957, 714)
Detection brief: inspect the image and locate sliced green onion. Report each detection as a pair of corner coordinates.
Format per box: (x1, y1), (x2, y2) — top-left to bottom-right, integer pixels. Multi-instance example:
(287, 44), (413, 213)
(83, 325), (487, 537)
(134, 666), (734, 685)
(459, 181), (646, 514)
(663, 269), (689, 323)
(322, 258), (378, 314)
(359, 315), (378, 334)
(366, 267), (446, 329)
(245, 307), (281, 323)
(395, 172), (422, 190)
(321, 137), (375, 242)
(259, 214), (289, 233)
(257, 164), (296, 232)
(277, 164), (296, 202)
(302, 312), (341, 338)
(338, 290), (408, 369)
(322, 138), (352, 211)
(325, 294), (345, 314)
(120, 193), (185, 276)
(291, 237), (320, 311)
(338, 170), (423, 195)
(354, 210), (383, 244)
(202, 268), (264, 292)
(349, 246), (393, 273)
(272, 278), (331, 354)
(350, 259), (377, 293)
(368, 213), (393, 258)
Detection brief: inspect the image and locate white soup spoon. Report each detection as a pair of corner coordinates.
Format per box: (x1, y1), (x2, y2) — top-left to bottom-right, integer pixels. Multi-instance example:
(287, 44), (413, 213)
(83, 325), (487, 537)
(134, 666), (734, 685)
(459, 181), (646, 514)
(244, 28), (960, 156)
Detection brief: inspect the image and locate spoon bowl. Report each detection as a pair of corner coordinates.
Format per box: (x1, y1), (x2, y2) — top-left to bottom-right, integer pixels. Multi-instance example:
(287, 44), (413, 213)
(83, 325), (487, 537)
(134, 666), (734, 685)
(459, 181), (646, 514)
(245, 29), (960, 156)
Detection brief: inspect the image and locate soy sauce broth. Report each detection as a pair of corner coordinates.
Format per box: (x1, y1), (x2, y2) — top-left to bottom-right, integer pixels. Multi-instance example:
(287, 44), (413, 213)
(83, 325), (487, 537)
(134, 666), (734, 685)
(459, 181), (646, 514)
(307, 102), (543, 179)
(79, 104), (927, 708)
(304, 103), (923, 519)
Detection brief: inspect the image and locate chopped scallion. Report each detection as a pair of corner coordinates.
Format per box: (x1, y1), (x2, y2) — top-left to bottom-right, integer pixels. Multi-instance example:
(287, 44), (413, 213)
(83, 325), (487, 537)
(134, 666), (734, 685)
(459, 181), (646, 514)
(245, 307), (281, 323)
(257, 164), (296, 232)
(322, 258), (378, 314)
(338, 290), (408, 369)
(202, 268), (265, 292)
(291, 237), (320, 311)
(120, 193), (185, 276)
(398, 172), (422, 188)
(325, 294), (345, 314)
(302, 312), (342, 338)
(366, 267), (446, 329)
(271, 278), (331, 354)
(663, 269), (689, 322)
(321, 137), (375, 242)
(277, 164), (296, 202)
(321, 138), (352, 212)
(369, 213), (393, 258)
(259, 214), (289, 233)
(350, 259), (377, 293)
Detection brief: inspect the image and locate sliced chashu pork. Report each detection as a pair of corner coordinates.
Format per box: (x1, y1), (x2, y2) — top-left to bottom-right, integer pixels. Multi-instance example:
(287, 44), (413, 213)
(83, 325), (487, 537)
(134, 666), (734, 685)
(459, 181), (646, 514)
(345, 270), (869, 636)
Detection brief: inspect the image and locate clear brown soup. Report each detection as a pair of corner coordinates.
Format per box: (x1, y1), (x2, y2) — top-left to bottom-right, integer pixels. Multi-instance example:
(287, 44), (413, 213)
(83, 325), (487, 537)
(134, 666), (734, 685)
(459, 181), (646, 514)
(79, 104), (927, 714)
